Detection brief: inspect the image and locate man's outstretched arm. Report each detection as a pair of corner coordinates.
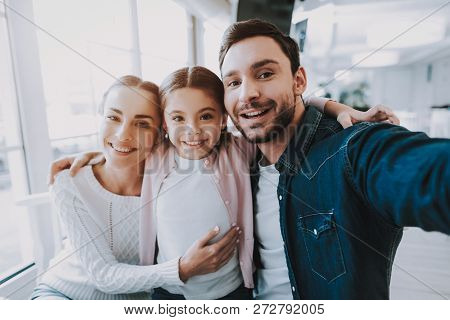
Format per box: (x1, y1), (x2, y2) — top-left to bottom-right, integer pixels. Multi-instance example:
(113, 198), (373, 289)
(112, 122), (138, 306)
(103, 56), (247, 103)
(346, 123), (450, 234)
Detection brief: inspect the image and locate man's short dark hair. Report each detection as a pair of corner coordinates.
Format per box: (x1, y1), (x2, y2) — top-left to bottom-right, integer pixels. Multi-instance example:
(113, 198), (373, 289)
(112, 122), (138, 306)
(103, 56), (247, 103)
(219, 19), (300, 75)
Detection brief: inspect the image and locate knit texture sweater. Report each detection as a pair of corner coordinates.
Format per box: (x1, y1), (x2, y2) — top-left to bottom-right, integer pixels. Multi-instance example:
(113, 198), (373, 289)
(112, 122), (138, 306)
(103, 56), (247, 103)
(39, 166), (183, 300)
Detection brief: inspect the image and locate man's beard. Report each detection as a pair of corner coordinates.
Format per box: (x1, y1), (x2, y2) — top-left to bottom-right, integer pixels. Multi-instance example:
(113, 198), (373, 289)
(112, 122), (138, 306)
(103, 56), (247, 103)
(233, 96), (296, 144)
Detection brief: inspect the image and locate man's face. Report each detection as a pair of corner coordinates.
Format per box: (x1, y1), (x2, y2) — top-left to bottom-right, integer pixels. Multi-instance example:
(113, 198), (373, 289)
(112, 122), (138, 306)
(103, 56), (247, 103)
(221, 36), (306, 143)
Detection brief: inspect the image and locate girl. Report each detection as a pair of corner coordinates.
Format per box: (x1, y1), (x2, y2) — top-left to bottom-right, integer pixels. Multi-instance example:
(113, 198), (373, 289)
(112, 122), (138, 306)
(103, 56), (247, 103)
(31, 75), (239, 300)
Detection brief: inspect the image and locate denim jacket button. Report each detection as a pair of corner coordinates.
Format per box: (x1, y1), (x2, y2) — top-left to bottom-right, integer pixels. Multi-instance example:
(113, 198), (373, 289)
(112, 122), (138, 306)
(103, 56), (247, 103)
(292, 286), (296, 292)
(278, 195), (283, 201)
(313, 229), (318, 236)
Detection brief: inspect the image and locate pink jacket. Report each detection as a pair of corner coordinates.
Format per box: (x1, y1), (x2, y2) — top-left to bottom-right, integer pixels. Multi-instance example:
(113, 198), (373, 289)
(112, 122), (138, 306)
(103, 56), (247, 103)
(139, 134), (256, 288)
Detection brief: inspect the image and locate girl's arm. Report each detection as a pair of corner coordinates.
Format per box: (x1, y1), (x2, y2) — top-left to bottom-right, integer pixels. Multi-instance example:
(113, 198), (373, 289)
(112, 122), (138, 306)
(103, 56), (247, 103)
(304, 96), (400, 128)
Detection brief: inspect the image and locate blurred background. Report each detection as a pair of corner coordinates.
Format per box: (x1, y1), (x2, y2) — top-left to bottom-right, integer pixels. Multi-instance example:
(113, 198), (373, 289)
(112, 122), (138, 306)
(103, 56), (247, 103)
(0, 0), (448, 299)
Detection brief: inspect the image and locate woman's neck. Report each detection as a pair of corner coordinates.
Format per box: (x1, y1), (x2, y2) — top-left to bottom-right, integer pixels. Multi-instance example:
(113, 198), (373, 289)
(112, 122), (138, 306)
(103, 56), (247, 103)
(92, 161), (144, 196)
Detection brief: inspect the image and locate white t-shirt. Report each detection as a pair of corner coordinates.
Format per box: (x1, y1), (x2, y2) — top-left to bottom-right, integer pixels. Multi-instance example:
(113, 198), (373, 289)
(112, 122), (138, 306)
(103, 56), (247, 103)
(254, 163), (293, 300)
(155, 154), (242, 299)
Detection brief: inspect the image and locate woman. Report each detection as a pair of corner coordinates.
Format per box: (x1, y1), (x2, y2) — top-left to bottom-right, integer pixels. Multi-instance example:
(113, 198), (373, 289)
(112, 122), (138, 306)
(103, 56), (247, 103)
(31, 75), (239, 300)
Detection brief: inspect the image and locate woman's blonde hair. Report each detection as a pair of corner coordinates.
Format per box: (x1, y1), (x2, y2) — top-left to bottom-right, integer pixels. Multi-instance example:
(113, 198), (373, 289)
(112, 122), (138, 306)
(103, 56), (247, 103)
(98, 75), (161, 114)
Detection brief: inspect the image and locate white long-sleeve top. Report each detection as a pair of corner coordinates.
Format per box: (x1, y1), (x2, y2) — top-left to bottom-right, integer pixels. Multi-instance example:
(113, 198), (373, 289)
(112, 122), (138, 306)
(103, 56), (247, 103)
(39, 166), (183, 300)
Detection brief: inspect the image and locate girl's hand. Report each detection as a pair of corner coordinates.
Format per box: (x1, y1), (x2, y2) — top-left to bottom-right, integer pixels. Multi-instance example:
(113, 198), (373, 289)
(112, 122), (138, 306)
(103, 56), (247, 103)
(337, 105), (400, 129)
(48, 151), (104, 185)
(179, 226), (240, 282)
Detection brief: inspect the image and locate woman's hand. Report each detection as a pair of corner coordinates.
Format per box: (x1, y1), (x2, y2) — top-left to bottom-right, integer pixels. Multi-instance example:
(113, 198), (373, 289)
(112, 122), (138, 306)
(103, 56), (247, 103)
(48, 151), (104, 185)
(178, 226), (240, 282)
(337, 105), (400, 129)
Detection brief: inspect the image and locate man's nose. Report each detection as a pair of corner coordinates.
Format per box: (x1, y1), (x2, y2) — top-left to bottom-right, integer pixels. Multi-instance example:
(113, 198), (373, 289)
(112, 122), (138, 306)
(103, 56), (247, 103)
(239, 79), (259, 104)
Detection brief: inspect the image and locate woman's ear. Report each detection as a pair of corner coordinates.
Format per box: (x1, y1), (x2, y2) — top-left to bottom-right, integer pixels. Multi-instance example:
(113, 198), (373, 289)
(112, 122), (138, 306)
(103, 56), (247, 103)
(293, 66), (307, 96)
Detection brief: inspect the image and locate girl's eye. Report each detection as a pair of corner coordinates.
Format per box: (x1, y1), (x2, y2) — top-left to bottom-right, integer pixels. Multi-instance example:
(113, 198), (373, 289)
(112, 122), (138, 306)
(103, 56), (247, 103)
(136, 121), (150, 128)
(258, 71), (273, 79)
(200, 113), (213, 120)
(172, 116), (183, 122)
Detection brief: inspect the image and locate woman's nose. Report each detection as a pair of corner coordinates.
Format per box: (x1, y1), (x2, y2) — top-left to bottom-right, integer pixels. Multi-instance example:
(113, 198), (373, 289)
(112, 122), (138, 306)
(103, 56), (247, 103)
(117, 123), (133, 141)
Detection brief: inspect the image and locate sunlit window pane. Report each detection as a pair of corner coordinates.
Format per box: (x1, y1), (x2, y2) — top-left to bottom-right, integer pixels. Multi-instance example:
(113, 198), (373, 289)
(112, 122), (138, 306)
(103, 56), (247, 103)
(203, 20), (226, 76)
(138, 0), (189, 84)
(32, 0), (134, 148)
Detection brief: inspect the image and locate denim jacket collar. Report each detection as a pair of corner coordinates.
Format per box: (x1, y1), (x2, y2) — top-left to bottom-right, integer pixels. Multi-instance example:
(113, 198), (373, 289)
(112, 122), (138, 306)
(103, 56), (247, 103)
(276, 106), (323, 175)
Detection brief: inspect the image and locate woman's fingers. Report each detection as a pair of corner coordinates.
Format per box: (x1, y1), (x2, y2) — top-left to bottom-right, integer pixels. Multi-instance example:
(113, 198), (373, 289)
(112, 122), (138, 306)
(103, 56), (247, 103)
(69, 152), (103, 177)
(48, 157), (75, 185)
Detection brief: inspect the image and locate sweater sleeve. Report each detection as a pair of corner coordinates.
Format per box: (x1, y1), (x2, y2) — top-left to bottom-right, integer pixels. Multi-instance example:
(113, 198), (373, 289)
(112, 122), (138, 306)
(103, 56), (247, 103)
(304, 95), (329, 113)
(51, 171), (184, 294)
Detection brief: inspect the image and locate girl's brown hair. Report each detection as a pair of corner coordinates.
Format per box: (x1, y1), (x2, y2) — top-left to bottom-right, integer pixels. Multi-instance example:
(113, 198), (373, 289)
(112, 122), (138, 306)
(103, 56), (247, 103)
(98, 75), (161, 114)
(159, 66), (225, 112)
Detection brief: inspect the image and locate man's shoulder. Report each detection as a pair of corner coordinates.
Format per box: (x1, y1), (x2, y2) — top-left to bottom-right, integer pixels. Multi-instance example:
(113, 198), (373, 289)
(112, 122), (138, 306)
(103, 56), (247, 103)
(313, 114), (344, 143)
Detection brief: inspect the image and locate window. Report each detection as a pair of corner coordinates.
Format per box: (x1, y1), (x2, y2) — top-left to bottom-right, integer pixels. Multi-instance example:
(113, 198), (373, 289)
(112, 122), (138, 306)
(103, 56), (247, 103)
(32, 0), (135, 158)
(138, 0), (189, 84)
(0, 6), (33, 278)
(203, 20), (226, 76)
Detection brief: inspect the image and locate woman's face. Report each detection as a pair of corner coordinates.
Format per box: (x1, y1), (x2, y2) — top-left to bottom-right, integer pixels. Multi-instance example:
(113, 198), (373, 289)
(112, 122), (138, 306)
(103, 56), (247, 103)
(163, 87), (226, 160)
(100, 86), (161, 170)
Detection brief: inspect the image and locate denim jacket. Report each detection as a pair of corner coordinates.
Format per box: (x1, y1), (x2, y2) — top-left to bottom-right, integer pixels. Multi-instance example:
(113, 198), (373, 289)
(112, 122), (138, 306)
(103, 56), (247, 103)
(251, 106), (450, 299)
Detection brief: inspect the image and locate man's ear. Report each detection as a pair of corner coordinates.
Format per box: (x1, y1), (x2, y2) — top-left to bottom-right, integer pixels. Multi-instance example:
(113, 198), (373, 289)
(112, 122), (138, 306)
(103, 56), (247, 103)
(293, 66), (307, 95)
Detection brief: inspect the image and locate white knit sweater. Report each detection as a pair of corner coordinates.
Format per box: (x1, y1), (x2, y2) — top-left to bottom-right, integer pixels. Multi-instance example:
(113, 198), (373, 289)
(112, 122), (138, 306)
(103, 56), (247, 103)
(39, 166), (183, 300)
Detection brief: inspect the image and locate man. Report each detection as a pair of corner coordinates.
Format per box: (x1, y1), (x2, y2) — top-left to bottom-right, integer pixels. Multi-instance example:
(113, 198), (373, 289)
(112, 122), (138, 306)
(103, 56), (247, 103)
(218, 19), (450, 299)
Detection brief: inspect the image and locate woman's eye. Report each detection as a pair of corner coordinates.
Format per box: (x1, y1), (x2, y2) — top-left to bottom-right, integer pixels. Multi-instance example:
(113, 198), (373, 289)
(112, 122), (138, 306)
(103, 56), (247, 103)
(258, 71), (273, 79)
(106, 115), (119, 121)
(200, 113), (213, 120)
(172, 116), (183, 122)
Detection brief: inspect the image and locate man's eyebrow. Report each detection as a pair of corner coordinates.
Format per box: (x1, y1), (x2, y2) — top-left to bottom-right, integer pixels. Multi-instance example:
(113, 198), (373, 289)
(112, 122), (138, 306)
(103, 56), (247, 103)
(169, 110), (185, 115)
(251, 59), (279, 70)
(222, 59), (280, 79)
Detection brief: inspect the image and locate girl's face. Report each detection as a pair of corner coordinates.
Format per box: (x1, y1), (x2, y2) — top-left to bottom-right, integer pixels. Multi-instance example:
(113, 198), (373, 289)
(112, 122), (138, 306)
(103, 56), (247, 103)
(100, 86), (161, 170)
(163, 87), (226, 160)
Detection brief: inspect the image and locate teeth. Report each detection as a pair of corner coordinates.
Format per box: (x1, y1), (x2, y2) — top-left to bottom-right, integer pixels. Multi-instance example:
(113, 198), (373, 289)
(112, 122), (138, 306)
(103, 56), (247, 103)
(184, 141), (203, 146)
(110, 143), (132, 153)
(244, 110), (264, 117)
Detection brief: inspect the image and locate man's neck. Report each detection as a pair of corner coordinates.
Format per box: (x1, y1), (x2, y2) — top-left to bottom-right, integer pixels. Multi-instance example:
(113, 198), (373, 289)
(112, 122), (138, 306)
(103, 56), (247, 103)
(257, 101), (306, 165)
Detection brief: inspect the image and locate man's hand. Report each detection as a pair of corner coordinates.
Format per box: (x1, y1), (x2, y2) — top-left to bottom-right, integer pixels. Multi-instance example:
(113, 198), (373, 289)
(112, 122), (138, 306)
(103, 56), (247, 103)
(337, 105), (400, 129)
(48, 151), (104, 185)
(178, 226), (240, 282)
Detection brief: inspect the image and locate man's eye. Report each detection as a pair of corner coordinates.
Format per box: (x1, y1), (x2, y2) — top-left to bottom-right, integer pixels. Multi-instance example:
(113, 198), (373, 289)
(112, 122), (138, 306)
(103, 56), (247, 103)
(200, 113), (213, 120)
(172, 116), (183, 122)
(227, 80), (241, 87)
(258, 72), (273, 79)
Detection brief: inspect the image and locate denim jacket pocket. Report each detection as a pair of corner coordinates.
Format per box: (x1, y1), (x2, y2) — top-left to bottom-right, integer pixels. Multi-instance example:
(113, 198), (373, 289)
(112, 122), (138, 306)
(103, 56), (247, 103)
(298, 211), (346, 283)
